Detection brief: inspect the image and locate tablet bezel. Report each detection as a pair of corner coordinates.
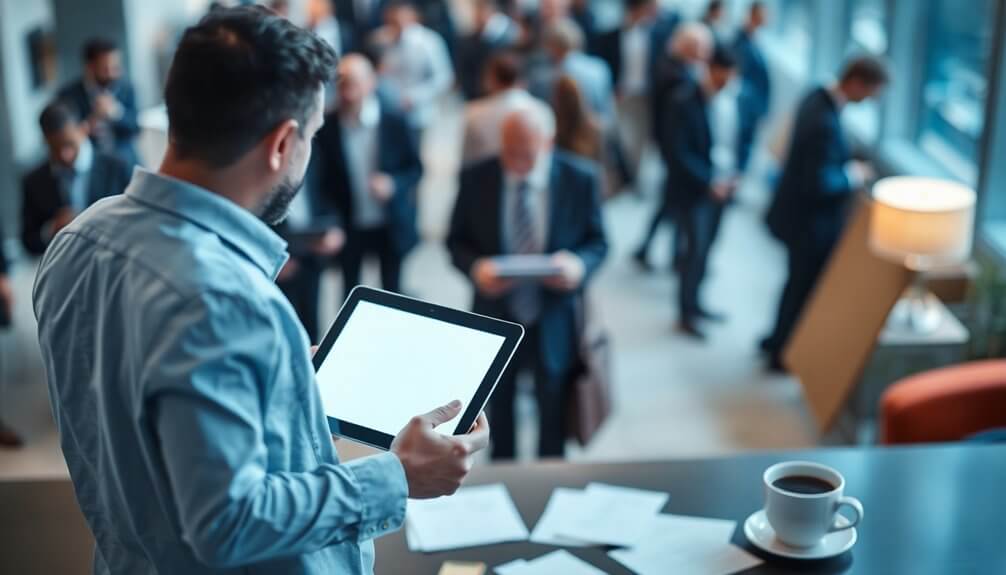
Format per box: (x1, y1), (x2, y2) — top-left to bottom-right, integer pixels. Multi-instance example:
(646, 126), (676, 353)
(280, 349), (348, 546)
(312, 286), (524, 450)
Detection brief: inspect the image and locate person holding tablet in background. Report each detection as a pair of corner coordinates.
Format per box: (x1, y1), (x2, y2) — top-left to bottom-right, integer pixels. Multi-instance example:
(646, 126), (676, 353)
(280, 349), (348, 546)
(32, 7), (487, 574)
(449, 101), (608, 460)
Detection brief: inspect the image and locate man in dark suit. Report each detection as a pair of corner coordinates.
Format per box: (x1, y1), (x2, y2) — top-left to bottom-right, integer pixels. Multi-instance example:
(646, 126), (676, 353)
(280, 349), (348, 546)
(274, 153), (345, 343)
(0, 219), (20, 448)
(456, 0), (520, 100)
(660, 43), (736, 339)
(762, 56), (889, 370)
(58, 38), (140, 168)
(316, 54), (422, 296)
(307, 0), (357, 57)
(21, 102), (131, 256)
(591, 0), (678, 188)
(635, 22), (713, 270)
(448, 102), (608, 460)
(335, 0), (387, 44)
(733, 1), (770, 172)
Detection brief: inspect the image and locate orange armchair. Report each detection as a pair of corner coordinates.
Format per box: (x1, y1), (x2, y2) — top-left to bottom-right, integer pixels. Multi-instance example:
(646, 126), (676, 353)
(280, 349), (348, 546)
(880, 360), (1006, 445)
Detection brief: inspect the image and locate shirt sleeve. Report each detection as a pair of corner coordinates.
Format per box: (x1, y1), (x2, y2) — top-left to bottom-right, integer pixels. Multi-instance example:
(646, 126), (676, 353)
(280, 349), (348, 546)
(144, 290), (408, 568)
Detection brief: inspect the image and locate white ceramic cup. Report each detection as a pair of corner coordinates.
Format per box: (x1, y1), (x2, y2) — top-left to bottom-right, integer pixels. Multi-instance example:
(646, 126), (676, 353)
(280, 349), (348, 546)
(763, 461), (864, 548)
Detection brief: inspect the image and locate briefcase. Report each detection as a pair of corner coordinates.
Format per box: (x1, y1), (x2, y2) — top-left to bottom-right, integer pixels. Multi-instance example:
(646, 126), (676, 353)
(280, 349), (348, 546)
(566, 294), (613, 446)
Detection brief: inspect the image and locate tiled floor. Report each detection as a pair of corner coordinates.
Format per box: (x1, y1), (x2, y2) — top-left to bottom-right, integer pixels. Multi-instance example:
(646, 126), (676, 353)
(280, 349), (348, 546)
(0, 97), (818, 479)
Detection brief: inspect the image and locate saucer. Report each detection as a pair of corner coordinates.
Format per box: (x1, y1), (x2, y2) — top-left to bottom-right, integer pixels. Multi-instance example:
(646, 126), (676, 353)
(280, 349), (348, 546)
(743, 509), (857, 560)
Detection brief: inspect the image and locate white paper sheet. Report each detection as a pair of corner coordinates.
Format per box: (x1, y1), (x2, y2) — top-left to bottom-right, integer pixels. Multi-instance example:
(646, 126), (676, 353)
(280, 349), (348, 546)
(552, 483), (670, 547)
(493, 559), (528, 575)
(528, 488), (592, 547)
(406, 484), (529, 552)
(494, 551), (607, 575)
(608, 514), (763, 575)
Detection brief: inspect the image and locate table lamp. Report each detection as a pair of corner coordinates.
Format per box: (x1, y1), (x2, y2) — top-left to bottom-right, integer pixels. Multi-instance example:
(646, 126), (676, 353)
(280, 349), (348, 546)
(869, 176), (976, 332)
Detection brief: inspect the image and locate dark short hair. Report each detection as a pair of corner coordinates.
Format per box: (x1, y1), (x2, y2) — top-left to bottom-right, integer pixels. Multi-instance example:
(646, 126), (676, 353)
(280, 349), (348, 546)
(626, 0), (655, 11)
(710, 42), (737, 70)
(384, 0), (418, 14)
(485, 52), (522, 88)
(83, 38), (118, 62)
(705, 0), (724, 16)
(840, 55), (890, 86)
(750, 1), (766, 13)
(164, 5), (337, 167)
(39, 101), (80, 135)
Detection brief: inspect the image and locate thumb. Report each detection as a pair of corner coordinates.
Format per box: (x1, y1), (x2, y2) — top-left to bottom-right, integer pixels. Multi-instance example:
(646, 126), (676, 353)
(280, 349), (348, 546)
(420, 400), (463, 427)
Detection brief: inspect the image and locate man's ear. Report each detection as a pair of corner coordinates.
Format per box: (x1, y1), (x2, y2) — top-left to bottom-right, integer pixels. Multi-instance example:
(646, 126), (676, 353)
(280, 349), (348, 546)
(265, 119), (300, 173)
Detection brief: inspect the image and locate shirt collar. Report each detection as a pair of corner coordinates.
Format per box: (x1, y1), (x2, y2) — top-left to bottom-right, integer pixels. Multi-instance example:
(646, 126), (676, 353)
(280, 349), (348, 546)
(125, 168), (289, 278)
(74, 138), (94, 173)
(827, 84), (847, 110)
(505, 151), (552, 191)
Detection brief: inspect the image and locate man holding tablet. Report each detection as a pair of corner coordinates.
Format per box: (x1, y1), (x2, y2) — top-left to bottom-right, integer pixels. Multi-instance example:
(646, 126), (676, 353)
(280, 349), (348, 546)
(32, 7), (487, 575)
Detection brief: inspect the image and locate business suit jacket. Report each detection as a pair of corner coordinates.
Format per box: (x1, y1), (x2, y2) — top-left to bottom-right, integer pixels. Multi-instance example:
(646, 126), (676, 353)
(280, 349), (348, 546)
(734, 30), (771, 121)
(59, 79), (141, 167)
(448, 153), (608, 377)
(314, 103), (423, 257)
(455, 16), (520, 100)
(658, 81), (713, 211)
(335, 0), (386, 42)
(766, 87), (854, 248)
(21, 153), (131, 255)
(590, 11), (679, 92)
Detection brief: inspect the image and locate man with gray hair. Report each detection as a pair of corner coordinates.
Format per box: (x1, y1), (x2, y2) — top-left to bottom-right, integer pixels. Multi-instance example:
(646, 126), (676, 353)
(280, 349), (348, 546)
(534, 18), (615, 128)
(448, 103), (608, 460)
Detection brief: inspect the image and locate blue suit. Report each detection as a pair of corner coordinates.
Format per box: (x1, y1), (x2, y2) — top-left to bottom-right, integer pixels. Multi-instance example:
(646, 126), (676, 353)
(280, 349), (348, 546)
(733, 30), (771, 171)
(58, 80), (141, 168)
(763, 87), (855, 359)
(448, 153), (608, 458)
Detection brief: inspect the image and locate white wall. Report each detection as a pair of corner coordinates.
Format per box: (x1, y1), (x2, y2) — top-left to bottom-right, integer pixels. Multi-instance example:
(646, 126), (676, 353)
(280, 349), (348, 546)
(0, 0), (56, 165)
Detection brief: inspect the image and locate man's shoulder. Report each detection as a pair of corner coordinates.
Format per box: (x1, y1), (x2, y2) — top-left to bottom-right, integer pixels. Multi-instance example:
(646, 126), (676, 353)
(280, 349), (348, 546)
(22, 161), (53, 190)
(552, 151), (599, 182)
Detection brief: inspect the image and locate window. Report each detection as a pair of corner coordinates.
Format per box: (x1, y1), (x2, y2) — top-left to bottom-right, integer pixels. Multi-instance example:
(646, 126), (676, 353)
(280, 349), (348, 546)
(844, 0), (889, 142)
(917, 0), (996, 183)
(762, 0), (813, 76)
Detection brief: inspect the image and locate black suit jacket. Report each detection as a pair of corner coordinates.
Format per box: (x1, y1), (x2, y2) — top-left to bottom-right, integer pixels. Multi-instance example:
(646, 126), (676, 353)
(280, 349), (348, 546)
(20, 153), (131, 255)
(767, 87), (854, 248)
(455, 20), (520, 100)
(335, 0), (387, 41)
(659, 81), (712, 210)
(315, 103), (423, 257)
(591, 11), (679, 92)
(448, 152), (608, 377)
(58, 79), (140, 167)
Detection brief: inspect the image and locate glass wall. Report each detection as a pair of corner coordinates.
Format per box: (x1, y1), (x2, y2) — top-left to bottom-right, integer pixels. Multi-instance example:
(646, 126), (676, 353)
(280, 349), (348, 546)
(916, 0), (996, 183)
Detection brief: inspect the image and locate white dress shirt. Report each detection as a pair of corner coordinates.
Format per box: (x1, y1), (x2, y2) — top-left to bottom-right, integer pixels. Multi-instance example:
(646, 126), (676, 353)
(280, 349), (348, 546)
(709, 83), (740, 182)
(502, 151), (552, 253)
(64, 138), (95, 213)
(620, 23), (652, 96)
(381, 24), (454, 128)
(341, 97), (385, 228)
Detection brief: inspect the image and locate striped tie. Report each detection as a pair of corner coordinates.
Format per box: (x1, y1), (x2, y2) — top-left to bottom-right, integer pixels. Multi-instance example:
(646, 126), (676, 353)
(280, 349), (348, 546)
(509, 180), (542, 325)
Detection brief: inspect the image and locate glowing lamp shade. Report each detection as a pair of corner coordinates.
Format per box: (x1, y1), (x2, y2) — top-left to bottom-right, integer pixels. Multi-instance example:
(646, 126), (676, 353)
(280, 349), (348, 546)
(869, 176), (976, 270)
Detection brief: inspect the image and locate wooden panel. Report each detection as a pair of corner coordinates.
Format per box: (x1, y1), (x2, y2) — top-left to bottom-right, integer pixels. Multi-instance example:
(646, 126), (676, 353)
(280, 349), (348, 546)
(784, 196), (914, 432)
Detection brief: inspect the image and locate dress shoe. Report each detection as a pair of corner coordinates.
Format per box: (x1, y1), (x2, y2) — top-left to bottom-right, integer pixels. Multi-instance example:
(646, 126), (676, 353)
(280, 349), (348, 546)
(0, 420), (24, 449)
(676, 320), (707, 341)
(696, 307), (727, 323)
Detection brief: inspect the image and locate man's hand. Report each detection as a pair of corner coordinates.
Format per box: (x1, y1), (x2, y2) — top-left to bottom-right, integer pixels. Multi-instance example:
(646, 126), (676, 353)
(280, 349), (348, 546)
(311, 228), (345, 257)
(391, 401), (490, 499)
(0, 275), (13, 322)
(92, 93), (121, 120)
(369, 174), (396, 203)
(543, 250), (585, 292)
(711, 181), (734, 204)
(472, 259), (514, 298)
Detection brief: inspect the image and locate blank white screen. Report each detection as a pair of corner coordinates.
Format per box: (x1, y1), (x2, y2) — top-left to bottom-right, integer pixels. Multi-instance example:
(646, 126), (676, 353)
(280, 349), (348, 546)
(317, 301), (507, 437)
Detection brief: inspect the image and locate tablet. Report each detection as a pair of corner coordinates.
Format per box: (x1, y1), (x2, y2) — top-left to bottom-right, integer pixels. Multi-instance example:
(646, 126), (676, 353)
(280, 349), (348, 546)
(313, 286), (524, 450)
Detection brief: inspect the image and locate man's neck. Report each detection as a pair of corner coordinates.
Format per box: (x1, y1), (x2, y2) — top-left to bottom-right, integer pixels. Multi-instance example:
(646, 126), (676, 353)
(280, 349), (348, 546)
(159, 151), (259, 213)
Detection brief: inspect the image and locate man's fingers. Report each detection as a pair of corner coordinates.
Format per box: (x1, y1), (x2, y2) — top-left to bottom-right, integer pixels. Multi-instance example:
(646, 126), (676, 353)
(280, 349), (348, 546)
(419, 400), (463, 427)
(459, 413), (491, 452)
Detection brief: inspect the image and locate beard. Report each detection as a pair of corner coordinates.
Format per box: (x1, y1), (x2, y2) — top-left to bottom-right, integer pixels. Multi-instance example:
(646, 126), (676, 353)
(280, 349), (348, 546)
(258, 171), (305, 226)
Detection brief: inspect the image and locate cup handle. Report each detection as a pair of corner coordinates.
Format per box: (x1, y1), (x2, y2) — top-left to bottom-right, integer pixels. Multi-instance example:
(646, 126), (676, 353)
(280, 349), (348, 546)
(830, 496), (864, 532)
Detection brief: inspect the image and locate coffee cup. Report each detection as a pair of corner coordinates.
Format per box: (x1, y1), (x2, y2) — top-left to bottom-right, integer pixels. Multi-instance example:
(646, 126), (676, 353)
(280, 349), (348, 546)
(763, 461), (863, 548)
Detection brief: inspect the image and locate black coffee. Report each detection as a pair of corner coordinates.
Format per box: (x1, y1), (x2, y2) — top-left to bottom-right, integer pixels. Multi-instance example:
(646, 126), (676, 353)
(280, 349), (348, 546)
(772, 475), (836, 495)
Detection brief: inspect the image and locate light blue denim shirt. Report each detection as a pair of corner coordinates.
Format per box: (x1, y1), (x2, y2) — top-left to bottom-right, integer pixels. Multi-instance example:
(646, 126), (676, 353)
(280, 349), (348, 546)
(33, 169), (408, 574)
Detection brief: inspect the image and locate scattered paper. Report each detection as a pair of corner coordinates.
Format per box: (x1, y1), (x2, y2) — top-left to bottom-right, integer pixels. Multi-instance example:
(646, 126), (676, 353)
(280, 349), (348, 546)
(529, 488), (592, 547)
(494, 551), (606, 575)
(609, 514), (763, 575)
(552, 483), (670, 547)
(406, 484), (529, 552)
(438, 561), (486, 575)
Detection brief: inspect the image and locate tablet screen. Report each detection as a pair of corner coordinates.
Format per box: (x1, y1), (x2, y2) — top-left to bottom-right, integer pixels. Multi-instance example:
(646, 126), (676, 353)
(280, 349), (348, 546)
(316, 300), (508, 437)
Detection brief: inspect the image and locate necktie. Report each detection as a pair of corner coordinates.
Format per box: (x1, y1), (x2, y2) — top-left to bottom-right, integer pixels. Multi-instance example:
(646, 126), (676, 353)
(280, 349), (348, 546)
(509, 180), (542, 325)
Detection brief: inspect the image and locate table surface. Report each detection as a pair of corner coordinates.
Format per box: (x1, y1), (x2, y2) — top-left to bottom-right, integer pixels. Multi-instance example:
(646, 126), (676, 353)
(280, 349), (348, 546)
(375, 443), (1006, 575)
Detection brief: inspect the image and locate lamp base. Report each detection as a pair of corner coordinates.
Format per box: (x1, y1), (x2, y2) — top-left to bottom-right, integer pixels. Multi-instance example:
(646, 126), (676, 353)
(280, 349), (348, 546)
(887, 289), (943, 334)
